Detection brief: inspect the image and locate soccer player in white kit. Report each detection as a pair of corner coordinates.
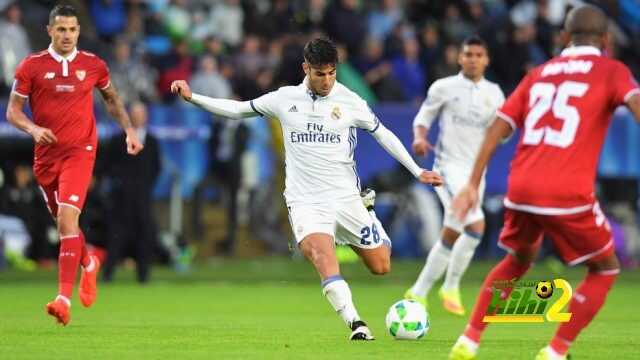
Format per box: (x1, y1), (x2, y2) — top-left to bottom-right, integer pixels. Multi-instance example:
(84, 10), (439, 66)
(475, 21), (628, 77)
(171, 38), (443, 340)
(405, 36), (505, 316)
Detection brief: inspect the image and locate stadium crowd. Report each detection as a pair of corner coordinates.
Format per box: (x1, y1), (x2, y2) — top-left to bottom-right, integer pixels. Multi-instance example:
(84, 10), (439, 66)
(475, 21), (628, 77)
(1, 0), (639, 273)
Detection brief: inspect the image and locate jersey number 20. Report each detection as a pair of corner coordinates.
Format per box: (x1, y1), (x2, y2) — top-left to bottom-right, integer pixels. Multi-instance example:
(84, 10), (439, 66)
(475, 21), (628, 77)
(523, 81), (589, 148)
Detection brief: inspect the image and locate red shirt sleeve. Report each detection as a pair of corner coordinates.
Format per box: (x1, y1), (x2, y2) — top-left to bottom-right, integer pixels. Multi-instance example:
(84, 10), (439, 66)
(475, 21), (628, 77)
(12, 58), (32, 98)
(497, 73), (532, 129)
(95, 58), (110, 90)
(611, 62), (639, 106)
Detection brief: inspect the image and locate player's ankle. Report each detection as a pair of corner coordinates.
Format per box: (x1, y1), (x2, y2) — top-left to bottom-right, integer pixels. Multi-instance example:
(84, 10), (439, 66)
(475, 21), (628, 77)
(549, 336), (571, 356)
(463, 325), (482, 344)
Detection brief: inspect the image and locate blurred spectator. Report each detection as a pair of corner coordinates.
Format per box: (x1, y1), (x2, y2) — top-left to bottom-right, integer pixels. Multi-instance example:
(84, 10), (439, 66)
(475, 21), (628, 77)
(109, 40), (158, 104)
(261, 0), (297, 37)
(418, 22), (443, 84)
(441, 3), (474, 42)
(154, 39), (194, 102)
(102, 102), (160, 283)
(368, 0), (404, 41)
(432, 43), (460, 81)
(324, 0), (367, 57)
(208, 0), (244, 47)
(162, 0), (191, 40)
(391, 35), (426, 103)
(0, 2), (30, 94)
(297, 0), (327, 33)
(0, 164), (54, 263)
(234, 35), (268, 78)
(209, 119), (250, 255)
(336, 44), (377, 104)
(190, 55), (232, 99)
(354, 37), (404, 101)
(494, 22), (546, 92)
(88, 0), (126, 42)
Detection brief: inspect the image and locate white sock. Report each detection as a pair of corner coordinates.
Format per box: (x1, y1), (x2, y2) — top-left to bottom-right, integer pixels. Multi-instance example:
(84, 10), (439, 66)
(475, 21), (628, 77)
(55, 295), (71, 307)
(322, 276), (360, 327)
(84, 256), (96, 272)
(457, 335), (479, 353)
(411, 240), (451, 297)
(443, 232), (481, 291)
(543, 346), (566, 360)
(369, 210), (391, 248)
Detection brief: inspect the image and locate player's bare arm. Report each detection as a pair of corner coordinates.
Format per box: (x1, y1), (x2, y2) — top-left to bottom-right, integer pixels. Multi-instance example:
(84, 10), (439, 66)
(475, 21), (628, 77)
(627, 93), (640, 122)
(99, 83), (143, 155)
(412, 125), (433, 157)
(6, 93), (57, 145)
(452, 117), (513, 220)
(170, 80), (258, 119)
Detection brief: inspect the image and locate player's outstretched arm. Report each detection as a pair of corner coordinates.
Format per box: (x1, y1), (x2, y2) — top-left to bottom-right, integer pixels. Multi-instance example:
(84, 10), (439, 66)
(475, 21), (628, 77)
(452, 117), (513, 220)
(171, 80), (258, 119)
(6, 93), (57, 145)
(370, 123), (443, 186)
(99, 83), (143, 155)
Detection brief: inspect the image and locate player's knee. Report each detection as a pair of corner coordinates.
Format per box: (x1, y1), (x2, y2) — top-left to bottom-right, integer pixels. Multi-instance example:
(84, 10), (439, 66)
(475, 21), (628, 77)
(587, 253), (620, 273)
(369, 258), (390, 275)
(56, 211), (79, 236)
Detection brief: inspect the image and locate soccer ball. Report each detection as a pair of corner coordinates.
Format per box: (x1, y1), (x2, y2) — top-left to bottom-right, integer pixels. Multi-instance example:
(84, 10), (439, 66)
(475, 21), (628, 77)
(536, 281), (554, 299)
(385, 300), (429, 340)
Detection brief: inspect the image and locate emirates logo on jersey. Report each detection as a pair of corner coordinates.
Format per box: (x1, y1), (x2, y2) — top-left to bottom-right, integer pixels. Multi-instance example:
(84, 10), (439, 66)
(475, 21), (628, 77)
(75, 70), (86, 81)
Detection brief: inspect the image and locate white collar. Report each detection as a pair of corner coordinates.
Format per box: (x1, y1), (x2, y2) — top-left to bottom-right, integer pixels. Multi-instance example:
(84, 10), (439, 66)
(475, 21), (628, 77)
(560, 46), (601, 57)
(302, 76), (338, 99)
(48, 44), (78, 63)
(457, 72), (485, 86)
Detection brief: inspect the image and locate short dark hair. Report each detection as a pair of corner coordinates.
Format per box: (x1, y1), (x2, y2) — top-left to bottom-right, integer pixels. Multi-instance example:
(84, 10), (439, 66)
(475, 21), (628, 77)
(461, 35), (488, 50)
(565, 5), (608, 45)
(303, 38), (338, 67)
(49, 4), (78, 25)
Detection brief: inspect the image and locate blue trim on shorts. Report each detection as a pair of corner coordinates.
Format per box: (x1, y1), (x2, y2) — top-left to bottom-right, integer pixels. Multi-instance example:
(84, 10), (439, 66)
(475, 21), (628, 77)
(321, 274), (344, 288)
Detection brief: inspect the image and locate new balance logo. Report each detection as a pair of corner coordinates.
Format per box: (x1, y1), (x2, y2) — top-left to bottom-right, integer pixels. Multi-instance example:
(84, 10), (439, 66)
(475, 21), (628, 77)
(288, 105), (298, 112)
(44, 72), (55, 79)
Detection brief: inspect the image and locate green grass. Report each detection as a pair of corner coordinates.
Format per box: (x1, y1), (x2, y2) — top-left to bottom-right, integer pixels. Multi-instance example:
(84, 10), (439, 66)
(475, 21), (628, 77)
(1, 259), (638, 359)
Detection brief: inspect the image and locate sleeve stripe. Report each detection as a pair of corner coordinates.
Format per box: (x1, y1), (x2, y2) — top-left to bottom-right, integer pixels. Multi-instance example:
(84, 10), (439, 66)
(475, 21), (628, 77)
(367, 117), (381, 133)
(250, 100), (264, 117)
(623, 88), (640, 103)
(99, 80), (111, 90)
(496, 110), (517, 131)
(12, 90), (28, 98)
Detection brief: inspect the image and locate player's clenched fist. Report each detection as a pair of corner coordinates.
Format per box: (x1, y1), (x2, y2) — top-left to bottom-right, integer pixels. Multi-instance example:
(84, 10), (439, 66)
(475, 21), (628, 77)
(412, 138), (433, 157)
(417, 169), (443, 187)
(125, 128), (144, 155)
(29, 126), (57, 145)
(170, 80), (192, 101)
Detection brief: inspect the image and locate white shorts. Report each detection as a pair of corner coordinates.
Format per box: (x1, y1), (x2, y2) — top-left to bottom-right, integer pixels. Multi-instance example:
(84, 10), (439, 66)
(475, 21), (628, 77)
(434, 164), (485, 233)
(287, 199), (390, 249)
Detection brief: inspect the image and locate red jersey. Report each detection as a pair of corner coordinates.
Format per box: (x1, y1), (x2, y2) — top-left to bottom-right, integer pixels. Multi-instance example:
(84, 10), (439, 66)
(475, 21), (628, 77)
(497, 46), (639, 214)
(13, 46), (110, 165)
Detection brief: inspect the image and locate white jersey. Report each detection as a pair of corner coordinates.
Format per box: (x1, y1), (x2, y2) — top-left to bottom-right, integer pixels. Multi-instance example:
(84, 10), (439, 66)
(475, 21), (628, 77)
(413, 73), (505, 171)
(251, 79), (379, 205)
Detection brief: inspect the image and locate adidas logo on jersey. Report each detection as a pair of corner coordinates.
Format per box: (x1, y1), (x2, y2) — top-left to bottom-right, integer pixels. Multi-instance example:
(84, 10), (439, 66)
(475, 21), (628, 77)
(288, 105), (298, 112)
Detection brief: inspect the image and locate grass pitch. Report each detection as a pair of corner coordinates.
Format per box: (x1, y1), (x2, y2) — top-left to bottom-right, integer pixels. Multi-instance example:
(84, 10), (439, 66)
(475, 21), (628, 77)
(1, 259), (638, 359)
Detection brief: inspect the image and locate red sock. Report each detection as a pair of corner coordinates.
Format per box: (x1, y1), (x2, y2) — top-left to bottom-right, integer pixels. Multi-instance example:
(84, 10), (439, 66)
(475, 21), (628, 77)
(58, 234), (83, 299)
(464, 254), (531, 343)
(550, 271), (617, 355)
(78, 231), (91, 268)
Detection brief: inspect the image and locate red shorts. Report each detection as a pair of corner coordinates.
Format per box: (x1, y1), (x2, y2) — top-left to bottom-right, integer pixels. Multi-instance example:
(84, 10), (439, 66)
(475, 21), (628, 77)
(498, 204), (614, 266)
(34, 147), (96, 216)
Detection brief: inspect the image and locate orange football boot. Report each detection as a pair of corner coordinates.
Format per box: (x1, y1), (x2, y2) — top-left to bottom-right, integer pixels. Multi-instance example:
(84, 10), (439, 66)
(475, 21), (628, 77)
(79, 255), (100, 307)
(46, 298), (70, 326)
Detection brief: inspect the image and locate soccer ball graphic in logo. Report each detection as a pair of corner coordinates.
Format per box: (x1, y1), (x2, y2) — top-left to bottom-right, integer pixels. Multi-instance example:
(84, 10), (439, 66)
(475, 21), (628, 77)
(536, 281), (554, 299)
(385, 300), (429, 340)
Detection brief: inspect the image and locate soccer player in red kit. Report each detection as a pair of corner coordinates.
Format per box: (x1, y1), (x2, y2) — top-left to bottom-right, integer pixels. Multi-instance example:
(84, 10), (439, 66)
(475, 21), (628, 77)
(5, 5), (143, 325)
(449, 5), (640, 360)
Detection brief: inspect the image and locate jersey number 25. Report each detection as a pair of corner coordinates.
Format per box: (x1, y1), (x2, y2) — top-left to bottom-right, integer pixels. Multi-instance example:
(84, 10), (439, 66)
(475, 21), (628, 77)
(523, 81), (589, 148)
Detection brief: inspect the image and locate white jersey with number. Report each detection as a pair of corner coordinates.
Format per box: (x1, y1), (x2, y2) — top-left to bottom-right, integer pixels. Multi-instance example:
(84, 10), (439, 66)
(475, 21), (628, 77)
(413, 73), (505, 171)
(251, 79), (380, 206)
